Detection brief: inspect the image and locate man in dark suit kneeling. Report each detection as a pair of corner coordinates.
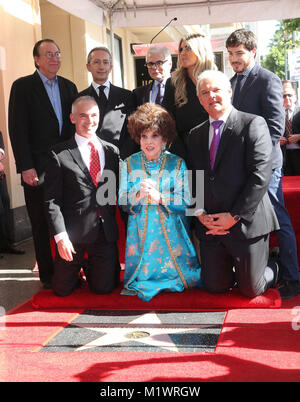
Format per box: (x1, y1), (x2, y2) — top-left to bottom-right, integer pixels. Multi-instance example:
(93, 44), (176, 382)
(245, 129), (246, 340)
(44, 96), (121, 297)
(187, 70), (279, 298)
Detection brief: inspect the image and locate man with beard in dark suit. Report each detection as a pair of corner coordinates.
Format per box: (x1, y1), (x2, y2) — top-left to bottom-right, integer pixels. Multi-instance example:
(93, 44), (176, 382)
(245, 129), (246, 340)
(226, 28), (300, 300)
(78, 47), (138, 160)
(8, 39), (78, 288)
(44, 96), (120, 297)
(187, 70), (279, 298)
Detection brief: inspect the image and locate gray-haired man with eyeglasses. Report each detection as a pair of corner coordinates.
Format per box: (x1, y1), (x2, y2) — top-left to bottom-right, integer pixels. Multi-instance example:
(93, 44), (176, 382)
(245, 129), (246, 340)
(8, 39), (78, 289)
(132, 46), (172, 108)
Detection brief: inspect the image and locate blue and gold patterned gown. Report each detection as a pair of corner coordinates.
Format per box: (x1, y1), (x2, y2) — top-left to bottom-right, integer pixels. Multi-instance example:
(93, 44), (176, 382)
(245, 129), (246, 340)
(118, 150), (202, 301)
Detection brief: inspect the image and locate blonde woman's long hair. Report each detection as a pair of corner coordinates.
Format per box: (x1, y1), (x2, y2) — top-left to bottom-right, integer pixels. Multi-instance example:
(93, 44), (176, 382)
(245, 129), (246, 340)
(172, 33), (217, 107)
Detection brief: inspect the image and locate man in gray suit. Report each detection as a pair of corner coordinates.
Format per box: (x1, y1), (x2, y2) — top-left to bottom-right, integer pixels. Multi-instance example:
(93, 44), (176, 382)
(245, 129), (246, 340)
(187, 70), (279, 298)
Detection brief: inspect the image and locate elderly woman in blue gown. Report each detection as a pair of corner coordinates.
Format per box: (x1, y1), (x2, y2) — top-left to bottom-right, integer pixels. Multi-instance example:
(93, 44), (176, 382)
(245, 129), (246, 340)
(119, 103), (202, 301)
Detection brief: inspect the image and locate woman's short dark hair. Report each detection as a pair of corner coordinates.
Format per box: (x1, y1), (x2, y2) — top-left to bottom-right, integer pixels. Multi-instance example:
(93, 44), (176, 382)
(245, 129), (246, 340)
(128, 103), (177, 146)
(225, 29), (257, 51)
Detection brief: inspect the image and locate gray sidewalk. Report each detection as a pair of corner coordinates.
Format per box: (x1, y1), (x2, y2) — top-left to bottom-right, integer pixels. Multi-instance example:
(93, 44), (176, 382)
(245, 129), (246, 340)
(0, 238), (42, 312)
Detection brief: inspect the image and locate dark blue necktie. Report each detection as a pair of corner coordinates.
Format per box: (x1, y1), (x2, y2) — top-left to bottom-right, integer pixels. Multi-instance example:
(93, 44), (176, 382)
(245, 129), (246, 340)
(155, 83), (163, 105)
(232, 74), (243, 107)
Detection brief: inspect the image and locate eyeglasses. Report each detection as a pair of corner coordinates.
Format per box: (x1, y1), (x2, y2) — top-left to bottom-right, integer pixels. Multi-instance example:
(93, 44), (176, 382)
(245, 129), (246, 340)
(283, 94), (294, 98)
(145, 60), (168, 69)
(43, 52), (61, 59)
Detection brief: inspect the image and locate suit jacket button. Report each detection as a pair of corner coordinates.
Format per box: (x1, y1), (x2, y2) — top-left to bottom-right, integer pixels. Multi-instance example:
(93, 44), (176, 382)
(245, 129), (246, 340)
(210, 176), (215, 181)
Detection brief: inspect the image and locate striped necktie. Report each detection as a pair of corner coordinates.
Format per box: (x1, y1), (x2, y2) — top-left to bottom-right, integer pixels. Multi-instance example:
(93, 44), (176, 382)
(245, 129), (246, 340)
(285, 109), (292, 137)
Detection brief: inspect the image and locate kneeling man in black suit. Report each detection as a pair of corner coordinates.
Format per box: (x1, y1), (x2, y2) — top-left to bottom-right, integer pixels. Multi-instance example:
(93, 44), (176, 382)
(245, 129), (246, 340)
(187, 70), (279, 298)
(44, 96), (120, 296)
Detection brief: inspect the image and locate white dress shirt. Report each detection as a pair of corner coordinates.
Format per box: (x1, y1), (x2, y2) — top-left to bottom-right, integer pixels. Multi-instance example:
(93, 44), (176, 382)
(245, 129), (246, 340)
(91, 80), (110, 99)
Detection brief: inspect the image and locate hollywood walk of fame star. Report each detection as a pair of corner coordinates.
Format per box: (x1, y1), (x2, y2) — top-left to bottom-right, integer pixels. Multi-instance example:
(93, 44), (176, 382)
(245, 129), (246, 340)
(75, 312), (201, 352)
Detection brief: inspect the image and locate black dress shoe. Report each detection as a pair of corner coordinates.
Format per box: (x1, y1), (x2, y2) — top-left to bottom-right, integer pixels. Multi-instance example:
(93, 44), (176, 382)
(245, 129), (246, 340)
(278, 280), (300, 300)
(269, 261), (280, 288)
(268, 247), (282, 286)
(0, 246), (25, 255)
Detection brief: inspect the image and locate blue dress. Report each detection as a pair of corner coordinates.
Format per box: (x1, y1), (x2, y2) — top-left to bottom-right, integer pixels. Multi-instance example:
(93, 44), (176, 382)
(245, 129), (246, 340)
(118, 151), (202, 301)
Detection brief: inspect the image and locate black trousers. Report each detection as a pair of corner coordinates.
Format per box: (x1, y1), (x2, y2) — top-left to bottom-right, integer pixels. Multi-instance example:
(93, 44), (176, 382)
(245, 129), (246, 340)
(0, 174), (11, 248)
(199, 234), (275, 298)
(52, 223), (121, 297)
(23, 185), (54, 283)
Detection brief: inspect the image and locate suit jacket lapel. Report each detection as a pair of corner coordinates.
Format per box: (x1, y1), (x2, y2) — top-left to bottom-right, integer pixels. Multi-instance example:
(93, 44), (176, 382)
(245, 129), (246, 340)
(212, 109), (235, 171)
(67, 137), (94, 187)
(33, 71), (58, 122)
(58, 76), (68, 121)
(98, 141), (116, 190)
(68, 137), (113, 189)
(237, 63), (259, 106)
(145, 82), (153, 103)
(101, 141), (115, 176)
(107, 84), (117, 109)
(199, 120), (210, 169)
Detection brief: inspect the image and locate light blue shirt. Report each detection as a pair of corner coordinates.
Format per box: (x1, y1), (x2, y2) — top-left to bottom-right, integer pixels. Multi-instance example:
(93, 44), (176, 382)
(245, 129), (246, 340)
(37, 69), (63, 134)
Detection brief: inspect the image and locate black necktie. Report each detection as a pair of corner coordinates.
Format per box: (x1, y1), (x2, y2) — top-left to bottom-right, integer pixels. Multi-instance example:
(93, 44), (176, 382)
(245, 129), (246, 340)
(232, 74), (243, 107)
(98, 85), (108, 112)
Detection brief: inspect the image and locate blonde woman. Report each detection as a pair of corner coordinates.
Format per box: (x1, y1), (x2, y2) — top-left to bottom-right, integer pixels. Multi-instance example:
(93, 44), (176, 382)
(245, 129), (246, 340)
(163, 33), (217, 158)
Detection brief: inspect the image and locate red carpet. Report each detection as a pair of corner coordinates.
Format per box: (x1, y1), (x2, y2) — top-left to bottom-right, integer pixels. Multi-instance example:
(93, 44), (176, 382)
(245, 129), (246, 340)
(31, 282), (281, 310)
(1, 296), (300, 382)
